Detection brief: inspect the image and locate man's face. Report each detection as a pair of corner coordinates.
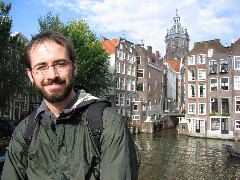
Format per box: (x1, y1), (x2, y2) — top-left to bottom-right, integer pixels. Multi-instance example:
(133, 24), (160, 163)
(27, 40), (77, 103)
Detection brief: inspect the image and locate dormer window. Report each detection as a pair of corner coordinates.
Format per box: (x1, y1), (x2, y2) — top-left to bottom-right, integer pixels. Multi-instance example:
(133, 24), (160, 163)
(220, 59), (228, 72)
(210, 60), (217, 74)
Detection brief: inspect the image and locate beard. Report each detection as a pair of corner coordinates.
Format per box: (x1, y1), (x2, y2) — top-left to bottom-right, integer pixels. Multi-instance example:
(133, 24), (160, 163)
(34, 76), (74, 103)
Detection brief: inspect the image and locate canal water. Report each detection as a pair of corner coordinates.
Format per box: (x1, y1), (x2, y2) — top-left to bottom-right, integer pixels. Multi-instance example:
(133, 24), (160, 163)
(135, 129), (240, 180)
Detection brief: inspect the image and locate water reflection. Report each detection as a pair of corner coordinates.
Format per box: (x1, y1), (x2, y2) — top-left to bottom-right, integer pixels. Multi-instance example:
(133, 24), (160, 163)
(135, 129), (240, 179)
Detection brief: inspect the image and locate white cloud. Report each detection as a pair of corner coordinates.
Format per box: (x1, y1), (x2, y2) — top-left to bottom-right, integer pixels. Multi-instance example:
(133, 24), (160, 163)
(42, 0), (240, 56)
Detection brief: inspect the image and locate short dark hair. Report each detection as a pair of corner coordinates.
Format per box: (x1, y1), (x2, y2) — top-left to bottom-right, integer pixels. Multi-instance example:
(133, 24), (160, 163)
(24, 30), (76, 69)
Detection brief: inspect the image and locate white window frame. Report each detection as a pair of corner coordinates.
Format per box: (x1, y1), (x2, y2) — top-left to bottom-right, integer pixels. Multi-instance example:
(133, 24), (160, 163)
(136, 56), (141, 64)
(121, 63), (125, 74)
(116, 77), (120, 89)
(221, 97), (229, 114)
(188, 84), (196, 98)
(198, 69), (206, 81)
(210, 118), (220, 131)
(133, 104), (138, 111)
(198, 84), (206, 98)
(188, 55), (195, 65)
(198, 103), (206, 115)
(127, 79), (131, 91)
(235, 120), (240, 130)
(116, 62), (120, 73)
(235, 96), (240, 113)
(120, 93), (125, 105)
(234, 76), (240, 90)
(121, 78), (125, 90)
(132, 66), (136, 77)
(198, 54), (206, 64)
(234, 56), (240, 70)
(126, 94), (131, 106)
(221, 77), (229, 91)
(132, 115), (140, 120)
(188, 69), (195, 81)
(116, 93), (120, 105)
(131, 80), (135, 91)
(188, 103), (196, 114)
(210, 78), (218, 92)
(127, 64), (131, 76)
(138, 69), (144, 78)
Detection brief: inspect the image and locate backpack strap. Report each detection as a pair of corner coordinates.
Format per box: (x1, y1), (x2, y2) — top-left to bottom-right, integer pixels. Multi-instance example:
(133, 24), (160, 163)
(87, 101), (111, 153)
(23, 109), (38, 146)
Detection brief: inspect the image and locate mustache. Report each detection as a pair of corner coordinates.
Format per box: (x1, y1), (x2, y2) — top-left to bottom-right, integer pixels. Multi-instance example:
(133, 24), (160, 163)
(41, 77), (66, 86)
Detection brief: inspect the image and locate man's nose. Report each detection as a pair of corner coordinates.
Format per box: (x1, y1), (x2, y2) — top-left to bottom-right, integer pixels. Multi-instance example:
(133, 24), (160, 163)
(45, 66), (59, 79)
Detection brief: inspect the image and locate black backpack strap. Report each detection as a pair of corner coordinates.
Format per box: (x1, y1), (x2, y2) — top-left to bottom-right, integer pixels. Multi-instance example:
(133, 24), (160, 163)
(87, 101), (111, 153)
(23, 109), (38, 146)
(85, 101), (111, 180)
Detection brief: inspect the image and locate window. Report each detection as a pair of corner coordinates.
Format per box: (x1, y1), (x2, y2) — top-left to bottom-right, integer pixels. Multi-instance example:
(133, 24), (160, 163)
(148, 83), (150, 91)
(198, 69), (206, 81)
(126, 94), (131, 106)
(188, 55), (195, 65)
(116, 93), (120, 105)
(116, 77), (120, 89)
(127, 79), (131, 91)
(116, 62), (120, 73)
(234, 56), (240, 70)
(132, 115), (140, 120)
(208, 49), (213, 57)
(210, 60), (217, 73)
(195, 119), (205, 133)
(220, 59), (228, 72)
(188, 84), (196, 98)
(121, 63), (125, 74)
(188, 69), (195, 81)
(136, 56), (141, 64)
(235, 120), (240, 130)
(133, 104), (138, 111)
(198, 103), (206, 115)
(148, 71), (151, 78)
(198, 84), (206, 98)
(198, 54), (205, 64)
(131, 80), (135, 91)
(148, 100), (152, 111)
(188, 103), (196, 114)
(120, 78), (125, 90)
(120, 93), (125, 105)
(132, 66), (136, 77)
(211, 98), (218, 113)
(127, 65), (131, 75)
(210, 78), (217, 91)
(211, 118), (220, 130)
(137, 82), (144, 91)
(234, 76), (240, 90)
(222, 98), (229, 114)
(137, 69), (144, 78)
(235, 96), (240, 113)
(221, 77), (229, 91)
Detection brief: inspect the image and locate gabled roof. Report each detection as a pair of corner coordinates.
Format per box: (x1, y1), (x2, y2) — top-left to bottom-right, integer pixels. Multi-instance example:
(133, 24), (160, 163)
(164, 60), (181, 72)
(101, 39), (119, 54)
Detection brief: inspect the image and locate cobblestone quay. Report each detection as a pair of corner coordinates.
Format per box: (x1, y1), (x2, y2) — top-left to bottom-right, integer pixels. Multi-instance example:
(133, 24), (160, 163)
(135, 129), (240, 179)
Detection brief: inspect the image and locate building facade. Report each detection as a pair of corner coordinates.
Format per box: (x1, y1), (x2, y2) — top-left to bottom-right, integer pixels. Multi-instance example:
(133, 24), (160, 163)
(182, 39), (240, 139)
(132, 45), (162, 128)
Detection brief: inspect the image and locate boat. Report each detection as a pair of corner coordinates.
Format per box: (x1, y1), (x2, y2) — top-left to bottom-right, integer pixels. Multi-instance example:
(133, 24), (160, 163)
(223, 144), (240, 158)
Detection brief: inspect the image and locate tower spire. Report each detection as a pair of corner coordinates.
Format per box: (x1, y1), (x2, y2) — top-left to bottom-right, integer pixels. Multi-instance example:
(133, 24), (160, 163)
(176, 8), (178, 16)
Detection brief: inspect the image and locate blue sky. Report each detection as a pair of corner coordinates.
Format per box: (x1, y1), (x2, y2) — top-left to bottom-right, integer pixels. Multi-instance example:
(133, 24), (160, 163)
(6, 0), (240, 56)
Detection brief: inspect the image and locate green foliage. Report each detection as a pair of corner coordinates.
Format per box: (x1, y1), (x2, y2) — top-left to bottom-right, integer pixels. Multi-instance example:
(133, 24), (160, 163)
(37, 13), (113, 96)
(209, 111), (216, 116)
(222, 112), (230, 116)
(0, 2), (27, 110)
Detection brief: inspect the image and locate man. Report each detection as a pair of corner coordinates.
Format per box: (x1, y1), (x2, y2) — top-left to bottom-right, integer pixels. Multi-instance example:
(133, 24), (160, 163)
(2, 31), (139, 180)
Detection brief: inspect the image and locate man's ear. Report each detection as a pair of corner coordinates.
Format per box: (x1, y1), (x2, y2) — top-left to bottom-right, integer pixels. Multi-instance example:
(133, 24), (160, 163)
(26, 68), (34, 83)
(73, 61), (77, 77)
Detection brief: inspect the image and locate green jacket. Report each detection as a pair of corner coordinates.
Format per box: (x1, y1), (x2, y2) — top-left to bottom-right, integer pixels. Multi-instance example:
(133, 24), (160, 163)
(2, 91), (138, 180)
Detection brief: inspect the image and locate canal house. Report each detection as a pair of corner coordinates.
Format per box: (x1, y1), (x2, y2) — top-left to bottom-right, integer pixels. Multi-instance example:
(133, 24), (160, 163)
(183, 38), (240, 140)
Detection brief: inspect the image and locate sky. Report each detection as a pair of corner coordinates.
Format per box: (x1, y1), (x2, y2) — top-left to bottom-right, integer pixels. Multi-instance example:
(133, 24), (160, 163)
(6, 0), (240, 56)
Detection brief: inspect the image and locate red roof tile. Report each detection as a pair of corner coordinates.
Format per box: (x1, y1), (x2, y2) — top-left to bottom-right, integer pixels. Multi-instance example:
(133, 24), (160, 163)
(101, 39), (119, 54)
(164, 60), (181, 72)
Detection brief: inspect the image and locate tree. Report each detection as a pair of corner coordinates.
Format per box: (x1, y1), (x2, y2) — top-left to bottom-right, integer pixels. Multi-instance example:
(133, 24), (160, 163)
(0, 2), (26, 111)
(38, 13), (113, 96)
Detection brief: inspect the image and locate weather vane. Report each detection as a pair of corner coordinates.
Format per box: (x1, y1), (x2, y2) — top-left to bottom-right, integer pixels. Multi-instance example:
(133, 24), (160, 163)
(176, 8), (178, 16)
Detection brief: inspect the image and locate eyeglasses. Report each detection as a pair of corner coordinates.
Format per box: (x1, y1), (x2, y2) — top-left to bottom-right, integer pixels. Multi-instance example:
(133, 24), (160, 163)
(31, 60), (71, 75)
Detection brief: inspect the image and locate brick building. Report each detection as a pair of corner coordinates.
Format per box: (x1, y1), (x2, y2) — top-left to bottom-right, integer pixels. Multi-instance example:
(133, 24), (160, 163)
(101, 38), (137, 118)
(132, 44), (162, 128)
(182, 39), (240, 139)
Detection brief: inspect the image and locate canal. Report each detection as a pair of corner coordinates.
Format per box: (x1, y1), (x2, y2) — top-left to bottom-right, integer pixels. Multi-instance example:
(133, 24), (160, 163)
(135, 129), (240, 179)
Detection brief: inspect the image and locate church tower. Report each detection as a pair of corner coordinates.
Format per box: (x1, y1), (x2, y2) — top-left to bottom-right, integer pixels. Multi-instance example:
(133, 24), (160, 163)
(165, 10), (189, 60)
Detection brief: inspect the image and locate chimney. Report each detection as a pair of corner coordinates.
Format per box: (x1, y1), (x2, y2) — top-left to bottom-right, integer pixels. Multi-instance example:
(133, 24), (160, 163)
(147, 46), (153, 63)
(156, 51), (160, 66)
